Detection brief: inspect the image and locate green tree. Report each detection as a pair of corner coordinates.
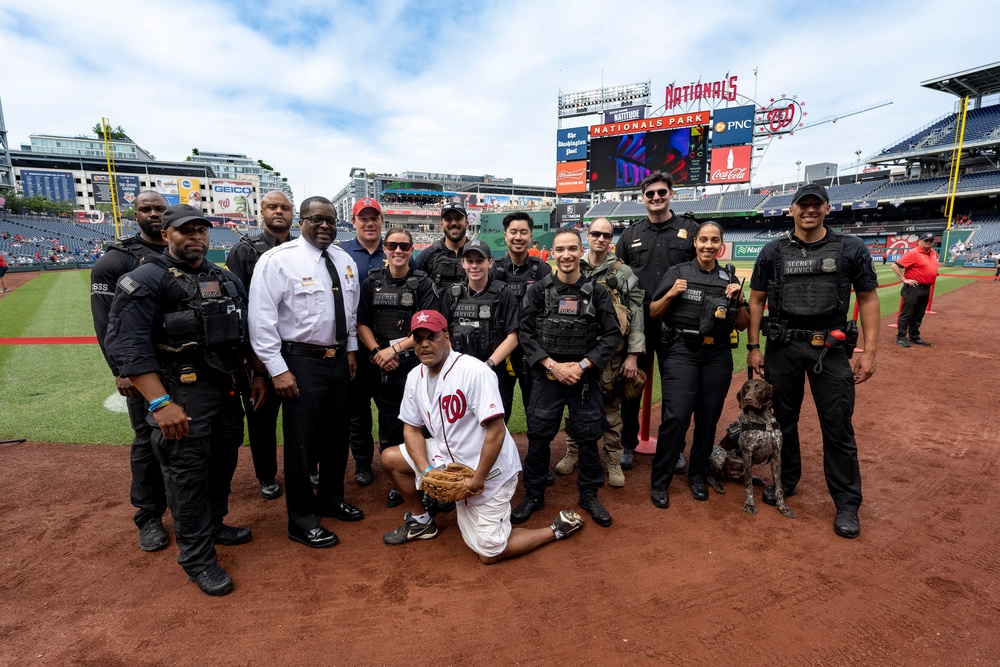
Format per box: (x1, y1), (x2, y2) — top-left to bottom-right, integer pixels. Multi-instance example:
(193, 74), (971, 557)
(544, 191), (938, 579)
(91, 123), (127, 140)
(192, 147), (200, 155)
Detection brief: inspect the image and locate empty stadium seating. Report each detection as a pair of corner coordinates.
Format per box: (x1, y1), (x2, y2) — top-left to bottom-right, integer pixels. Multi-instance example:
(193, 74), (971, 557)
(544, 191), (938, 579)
(880, 104), (1000, 156)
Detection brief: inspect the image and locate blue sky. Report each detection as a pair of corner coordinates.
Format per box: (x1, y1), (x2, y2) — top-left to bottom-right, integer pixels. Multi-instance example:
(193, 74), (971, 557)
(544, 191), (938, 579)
(0, 0), (995, 202)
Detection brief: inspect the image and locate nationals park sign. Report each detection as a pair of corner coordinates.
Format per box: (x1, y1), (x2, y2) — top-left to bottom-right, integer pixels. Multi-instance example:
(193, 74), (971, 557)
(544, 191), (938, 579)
(733, 241), (768, 260)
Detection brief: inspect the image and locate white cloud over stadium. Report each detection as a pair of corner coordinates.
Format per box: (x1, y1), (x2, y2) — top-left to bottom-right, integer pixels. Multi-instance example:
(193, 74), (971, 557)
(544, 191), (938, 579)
(0, 0), (995, 197)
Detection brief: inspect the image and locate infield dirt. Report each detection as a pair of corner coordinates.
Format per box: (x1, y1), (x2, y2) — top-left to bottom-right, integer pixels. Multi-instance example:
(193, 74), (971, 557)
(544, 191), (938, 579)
(1, 278), (998, 665)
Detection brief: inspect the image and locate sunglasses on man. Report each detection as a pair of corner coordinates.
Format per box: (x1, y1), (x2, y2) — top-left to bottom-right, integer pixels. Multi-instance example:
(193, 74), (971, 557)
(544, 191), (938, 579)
(644, 188), (670, 199)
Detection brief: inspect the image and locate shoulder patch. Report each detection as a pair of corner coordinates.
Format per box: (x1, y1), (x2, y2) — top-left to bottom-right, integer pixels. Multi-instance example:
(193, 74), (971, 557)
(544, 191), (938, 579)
(119, 275), (140, 295)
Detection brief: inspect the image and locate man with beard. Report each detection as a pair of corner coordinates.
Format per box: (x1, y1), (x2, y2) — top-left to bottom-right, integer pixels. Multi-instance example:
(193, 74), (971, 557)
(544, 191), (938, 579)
(90, 190), (172, 552)
(415, 204), (470, 290)
(105, 204), (265, 595)
(249, 196), (363, 549)
(226, 190), (294, 500)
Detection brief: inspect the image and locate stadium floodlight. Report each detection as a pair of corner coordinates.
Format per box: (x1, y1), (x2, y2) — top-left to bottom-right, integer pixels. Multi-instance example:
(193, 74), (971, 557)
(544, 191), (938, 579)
(558, 81), (651, 118)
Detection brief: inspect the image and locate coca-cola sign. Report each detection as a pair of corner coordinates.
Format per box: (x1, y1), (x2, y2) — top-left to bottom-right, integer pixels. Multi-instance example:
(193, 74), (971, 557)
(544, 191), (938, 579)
(709, 146), (752, 184)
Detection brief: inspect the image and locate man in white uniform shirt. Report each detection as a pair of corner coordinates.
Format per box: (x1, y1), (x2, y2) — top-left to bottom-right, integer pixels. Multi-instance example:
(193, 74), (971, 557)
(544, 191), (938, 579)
(381, 310), (584, 563)
(249, 196), (363, 549)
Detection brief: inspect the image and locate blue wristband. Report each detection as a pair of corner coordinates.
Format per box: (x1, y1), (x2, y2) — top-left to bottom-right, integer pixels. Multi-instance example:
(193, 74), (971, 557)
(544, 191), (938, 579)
(422, 465), (434, 475)
(148, 395), (171, 412)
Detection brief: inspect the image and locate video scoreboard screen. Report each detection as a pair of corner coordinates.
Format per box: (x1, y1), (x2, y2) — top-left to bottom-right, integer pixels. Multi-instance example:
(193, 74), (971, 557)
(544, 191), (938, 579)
(589, 126), (707, 191)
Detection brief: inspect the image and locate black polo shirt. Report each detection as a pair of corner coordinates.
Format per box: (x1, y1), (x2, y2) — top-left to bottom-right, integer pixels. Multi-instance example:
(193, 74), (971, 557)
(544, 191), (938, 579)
(616, 211), (698, 304)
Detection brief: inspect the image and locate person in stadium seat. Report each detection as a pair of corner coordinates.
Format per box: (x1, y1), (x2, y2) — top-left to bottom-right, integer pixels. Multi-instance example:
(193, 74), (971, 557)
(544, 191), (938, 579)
(225, 190), (294, 501)
(557, 218), (644, 489)
(105, 204), (264, 595)
(89, 190), (172, 553)
(746, 183), (880, 539)
(891, 232), (938, 347)
(414, 205), (469, 290)
(0, 251), (9, 292)
(249, 196), (363, 549)
(615, 172), (697, 474)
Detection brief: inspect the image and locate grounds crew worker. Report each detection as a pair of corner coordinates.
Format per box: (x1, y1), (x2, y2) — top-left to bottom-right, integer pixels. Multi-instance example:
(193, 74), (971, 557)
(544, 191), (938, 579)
(891, 231), (938, 348)
(513, 226), (622, 528)
(493, 211), (552, 417)
(747, 183), (879, 539)
(556, 218), (644, 488)
(90, 190), (171, 553)
(357, 227), (441, 508)
(441, 238), (521, 421)
(414, 204), (469, 290)
(105, 204), (265, 596)
(616, 171), (697, 474)
(648, 221), (748, 508)
(225, 190), (294, 501)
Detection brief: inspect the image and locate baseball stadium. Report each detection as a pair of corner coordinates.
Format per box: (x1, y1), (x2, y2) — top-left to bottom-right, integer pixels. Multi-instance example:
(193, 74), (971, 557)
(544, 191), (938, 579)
(2, 40), (1000, 666)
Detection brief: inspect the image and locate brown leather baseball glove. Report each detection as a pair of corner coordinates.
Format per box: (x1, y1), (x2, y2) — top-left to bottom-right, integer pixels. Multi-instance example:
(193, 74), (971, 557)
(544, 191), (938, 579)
(421, 463), (482, 503)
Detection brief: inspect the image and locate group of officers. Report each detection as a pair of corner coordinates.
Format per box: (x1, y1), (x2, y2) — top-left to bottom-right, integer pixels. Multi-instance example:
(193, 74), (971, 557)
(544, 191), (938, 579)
(90, 171), (880, 596)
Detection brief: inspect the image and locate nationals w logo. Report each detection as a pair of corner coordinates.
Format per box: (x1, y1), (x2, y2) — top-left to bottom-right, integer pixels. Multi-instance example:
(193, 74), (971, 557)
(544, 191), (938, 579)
(440, 390), (468, 423)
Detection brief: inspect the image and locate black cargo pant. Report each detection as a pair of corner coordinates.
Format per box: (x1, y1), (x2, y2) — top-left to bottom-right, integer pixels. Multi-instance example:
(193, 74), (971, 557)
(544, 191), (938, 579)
(651, 340), (733, 491)
(764, 340), (862, 511)
(238, 373), (281, 483)
(621, 312), (660, 451)
(523, 372), (605, 503)
(349, 360), (377, 472)
(126, 394), (167, 528)
(149, 370), (244, 576)
(371, 355), (420, 451)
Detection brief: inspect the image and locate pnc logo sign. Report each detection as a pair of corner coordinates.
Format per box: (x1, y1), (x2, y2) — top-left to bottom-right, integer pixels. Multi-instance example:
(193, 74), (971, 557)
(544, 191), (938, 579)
(711, 105), (756, 147)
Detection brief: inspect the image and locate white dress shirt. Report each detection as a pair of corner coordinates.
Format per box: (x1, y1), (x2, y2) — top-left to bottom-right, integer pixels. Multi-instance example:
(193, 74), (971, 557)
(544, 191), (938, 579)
(249, 237), (360, 377)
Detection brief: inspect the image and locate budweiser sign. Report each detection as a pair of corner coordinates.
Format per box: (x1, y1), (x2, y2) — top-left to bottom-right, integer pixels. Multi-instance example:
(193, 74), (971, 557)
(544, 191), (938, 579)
(665, 75), (738, 110)
(709, 146), (752, 184)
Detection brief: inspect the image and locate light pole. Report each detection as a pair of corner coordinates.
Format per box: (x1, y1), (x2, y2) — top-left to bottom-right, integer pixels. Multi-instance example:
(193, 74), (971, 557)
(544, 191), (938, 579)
(795, 161), (802, 190)
(854, 150), (862, 183)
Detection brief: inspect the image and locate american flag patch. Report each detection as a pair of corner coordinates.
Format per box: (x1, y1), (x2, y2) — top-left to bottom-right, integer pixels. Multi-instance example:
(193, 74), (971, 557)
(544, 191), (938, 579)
(119, 275), (139, 295)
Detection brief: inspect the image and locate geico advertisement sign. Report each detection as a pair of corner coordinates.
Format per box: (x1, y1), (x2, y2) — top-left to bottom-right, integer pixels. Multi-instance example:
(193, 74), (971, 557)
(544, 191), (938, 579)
(213, 183), (253, 195)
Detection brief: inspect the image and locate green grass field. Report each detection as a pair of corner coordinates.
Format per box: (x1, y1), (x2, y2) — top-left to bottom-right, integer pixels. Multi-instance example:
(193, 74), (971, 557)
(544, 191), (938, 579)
(0, 263), (988, 445)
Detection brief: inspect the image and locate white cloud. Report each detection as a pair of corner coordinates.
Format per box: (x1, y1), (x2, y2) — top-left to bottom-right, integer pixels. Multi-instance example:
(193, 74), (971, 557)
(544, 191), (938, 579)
(1, 0), (998, 201)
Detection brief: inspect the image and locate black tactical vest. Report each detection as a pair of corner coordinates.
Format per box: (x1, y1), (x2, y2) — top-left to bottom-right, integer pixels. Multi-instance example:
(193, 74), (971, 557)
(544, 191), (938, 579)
(449, 280), (504, 360)
(495, 257), (544, 299)
(154, 261), (246, 373)
(425, 240), (465, 289)
(108, 236), (163, 265)
(663, 261), (733, 340)
(769, 233), (849, 318)
(369, 268), (423, 345)
(237, 233), (270, 277)
(537, 276), (600, 358)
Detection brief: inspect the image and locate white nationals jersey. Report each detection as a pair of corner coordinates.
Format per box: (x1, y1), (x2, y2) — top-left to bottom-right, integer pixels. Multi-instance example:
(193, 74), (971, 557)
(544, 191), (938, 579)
(400, 350), (521, 505)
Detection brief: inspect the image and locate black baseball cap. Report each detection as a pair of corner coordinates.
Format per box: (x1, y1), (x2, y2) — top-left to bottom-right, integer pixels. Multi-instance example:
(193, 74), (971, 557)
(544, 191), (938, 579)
(162, 204), (212, 228)
(791, 183), (829, 204)
(442, 204), (467, 218)
(919, 232), (936, 242)
(460, 238), (492, 260)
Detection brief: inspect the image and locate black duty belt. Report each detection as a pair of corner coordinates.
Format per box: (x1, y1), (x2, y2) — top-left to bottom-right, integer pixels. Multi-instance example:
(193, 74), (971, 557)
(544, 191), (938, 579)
(786, 329), (831, 347)
(281, 341), (345, 359)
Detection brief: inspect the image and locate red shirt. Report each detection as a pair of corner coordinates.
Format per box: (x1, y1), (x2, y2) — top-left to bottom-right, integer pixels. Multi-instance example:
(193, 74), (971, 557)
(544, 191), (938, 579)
(896, 246), (938, 285)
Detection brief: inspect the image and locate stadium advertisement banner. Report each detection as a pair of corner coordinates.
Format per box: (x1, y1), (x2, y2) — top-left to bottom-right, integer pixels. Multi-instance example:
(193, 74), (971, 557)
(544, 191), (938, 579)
(153, 177), (180, 205)
(556, 161), (588, 194)
(589, 126), (707, 191)
(763, 207), (783, 217)
(733, 241), (768, 260)
(211, 179), (255, 218)
(556, 127), (589, 162)
(711, 105), (755, 147)
(178, 178), (202, 208)
(93, 174), (141, 208)
(383, 208), (439, 217)
(555, 203), (585, 227)
(852, 199), (879, 210)
(590, 111), (710, 138)
(603, 105), (646, 124)
(21, 169), (76, 203)
(709, 146), (751, 184)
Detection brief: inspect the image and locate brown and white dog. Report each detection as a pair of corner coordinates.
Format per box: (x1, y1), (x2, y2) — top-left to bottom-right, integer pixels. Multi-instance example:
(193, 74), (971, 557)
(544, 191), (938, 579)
(708, 378), (796, 518)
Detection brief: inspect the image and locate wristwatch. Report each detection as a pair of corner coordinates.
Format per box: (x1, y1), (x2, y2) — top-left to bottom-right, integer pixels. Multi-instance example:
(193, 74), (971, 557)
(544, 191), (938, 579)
(579, 359), (590, 371)
(486, 359), (496, 369)
(370, 346), (381, 358)
(746, 343), (760, 350)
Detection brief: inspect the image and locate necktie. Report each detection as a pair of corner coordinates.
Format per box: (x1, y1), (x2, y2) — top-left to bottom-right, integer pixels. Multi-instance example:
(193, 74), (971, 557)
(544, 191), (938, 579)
(321, 250), (348, 347)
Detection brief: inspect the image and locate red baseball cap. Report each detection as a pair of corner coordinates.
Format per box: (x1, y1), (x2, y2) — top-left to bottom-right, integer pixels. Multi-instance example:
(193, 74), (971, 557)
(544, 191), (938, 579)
(352, 198), (382, 216)
(409, 310), (449, 334)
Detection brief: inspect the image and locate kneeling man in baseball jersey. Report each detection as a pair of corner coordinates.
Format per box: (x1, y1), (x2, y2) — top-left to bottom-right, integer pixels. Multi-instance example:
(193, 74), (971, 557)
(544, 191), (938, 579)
(382, 310), (585, 563)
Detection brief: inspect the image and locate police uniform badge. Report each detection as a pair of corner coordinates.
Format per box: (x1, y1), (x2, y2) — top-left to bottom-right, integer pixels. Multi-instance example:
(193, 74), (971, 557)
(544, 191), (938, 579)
(479, 305), (491, 319)
(677, 229), (688, 239)
(400, 292), (414, 307)
(821, 258), (837, 272)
